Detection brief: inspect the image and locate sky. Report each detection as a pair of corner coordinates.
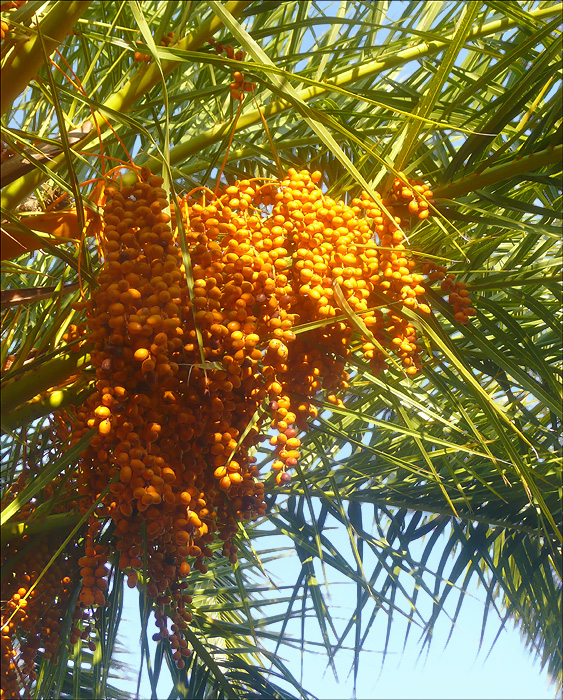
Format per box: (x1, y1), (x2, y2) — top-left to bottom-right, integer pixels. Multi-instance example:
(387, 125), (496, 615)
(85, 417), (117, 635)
(112, 510), (558, 700)
(261, 524), (558, 700)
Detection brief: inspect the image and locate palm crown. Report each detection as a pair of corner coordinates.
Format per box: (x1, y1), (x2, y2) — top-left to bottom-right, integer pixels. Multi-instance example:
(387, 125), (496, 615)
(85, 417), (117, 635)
(1, 1), (561, 698)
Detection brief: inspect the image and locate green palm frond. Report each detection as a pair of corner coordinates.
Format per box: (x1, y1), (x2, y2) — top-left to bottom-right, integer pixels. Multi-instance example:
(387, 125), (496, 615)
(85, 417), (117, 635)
(1, 1), (561, 698)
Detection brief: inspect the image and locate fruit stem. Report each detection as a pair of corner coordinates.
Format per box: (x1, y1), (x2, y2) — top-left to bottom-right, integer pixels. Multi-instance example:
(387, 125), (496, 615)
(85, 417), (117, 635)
(3, 382), (92, 432)
(1, 511), (83, 545)
(434, 144), (562, 199)
(1, 1), (92, 117)
(1, 351), (89, 416)
(119, 3), (562, 184)
(0, 0), (252, 211)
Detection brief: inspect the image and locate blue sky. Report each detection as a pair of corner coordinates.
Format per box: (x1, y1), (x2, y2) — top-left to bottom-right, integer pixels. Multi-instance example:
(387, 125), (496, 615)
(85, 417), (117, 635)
(112, 510), (558, 700)
(110, 471), (558, 700)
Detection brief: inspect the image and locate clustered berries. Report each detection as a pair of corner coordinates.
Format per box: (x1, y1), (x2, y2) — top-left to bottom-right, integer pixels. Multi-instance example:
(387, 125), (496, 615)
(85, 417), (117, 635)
(1, 542), (80, 699)
(1, 470), (82, 700)
(0, 1), (26, 9)
(0, 0), (25, 42)
(62, 322), (89, 351)
(1, 166), (474, 693)
(209, 40), (256, 100)
(209, 39), (245, 61)
(229, 69), (256, 101)
(134, 31), (175, 63)
(440, 274), (476, 324)
(71, 164), (474, 613)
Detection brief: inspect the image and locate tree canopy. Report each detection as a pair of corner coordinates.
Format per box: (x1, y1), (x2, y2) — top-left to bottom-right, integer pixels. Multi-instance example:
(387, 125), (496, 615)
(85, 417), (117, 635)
(1, 1), (561, 698)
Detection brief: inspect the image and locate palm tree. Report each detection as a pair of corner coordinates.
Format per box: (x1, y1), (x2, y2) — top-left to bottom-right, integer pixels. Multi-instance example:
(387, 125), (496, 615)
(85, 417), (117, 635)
(1, 1), (561, 698)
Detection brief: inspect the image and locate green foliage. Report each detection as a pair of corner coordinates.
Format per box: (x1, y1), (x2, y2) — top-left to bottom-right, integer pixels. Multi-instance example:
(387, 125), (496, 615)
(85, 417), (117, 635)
(1, 1), (561, 698)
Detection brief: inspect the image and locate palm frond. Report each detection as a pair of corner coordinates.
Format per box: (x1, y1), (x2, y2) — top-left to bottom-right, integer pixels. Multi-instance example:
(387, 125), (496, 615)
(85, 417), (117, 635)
(1, 1), (561, 698)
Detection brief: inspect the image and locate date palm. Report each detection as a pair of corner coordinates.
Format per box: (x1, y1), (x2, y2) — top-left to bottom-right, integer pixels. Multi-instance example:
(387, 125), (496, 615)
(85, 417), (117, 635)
(1, 1), (561, 698)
